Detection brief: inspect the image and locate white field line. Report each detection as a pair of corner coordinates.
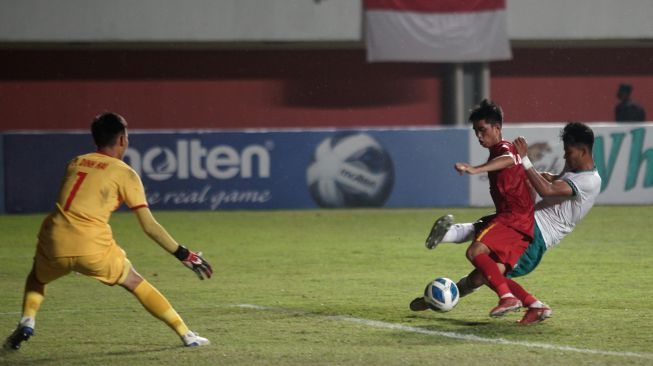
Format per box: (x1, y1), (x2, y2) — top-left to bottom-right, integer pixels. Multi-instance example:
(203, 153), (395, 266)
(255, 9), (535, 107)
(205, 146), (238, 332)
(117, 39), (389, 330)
(236, 304), (653, 360)
(2, 303), (650, 360)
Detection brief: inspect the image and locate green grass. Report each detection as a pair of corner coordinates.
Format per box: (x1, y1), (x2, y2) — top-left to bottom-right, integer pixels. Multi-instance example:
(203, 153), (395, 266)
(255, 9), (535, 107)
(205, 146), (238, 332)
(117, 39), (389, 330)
(1, 206), (652, 365)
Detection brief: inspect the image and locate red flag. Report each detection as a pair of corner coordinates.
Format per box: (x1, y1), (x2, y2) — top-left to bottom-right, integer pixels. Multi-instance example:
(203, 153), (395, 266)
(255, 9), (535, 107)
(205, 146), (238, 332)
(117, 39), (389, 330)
(365, 0), (512, 62)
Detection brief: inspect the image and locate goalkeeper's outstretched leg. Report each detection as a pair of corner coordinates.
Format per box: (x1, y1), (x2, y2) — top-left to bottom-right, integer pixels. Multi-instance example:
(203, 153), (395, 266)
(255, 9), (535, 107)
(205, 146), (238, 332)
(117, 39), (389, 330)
(120, 265), (210, 347)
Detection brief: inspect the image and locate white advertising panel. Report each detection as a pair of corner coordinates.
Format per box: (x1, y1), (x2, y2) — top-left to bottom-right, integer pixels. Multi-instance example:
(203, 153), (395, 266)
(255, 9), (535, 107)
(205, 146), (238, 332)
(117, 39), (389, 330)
(469, 123), (653, 206)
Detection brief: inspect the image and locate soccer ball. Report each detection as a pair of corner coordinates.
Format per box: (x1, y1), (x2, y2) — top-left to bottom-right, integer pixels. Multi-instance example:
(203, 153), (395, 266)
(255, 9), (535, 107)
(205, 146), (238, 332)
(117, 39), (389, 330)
(306, 132), (394, 208)
(424, 277), (459, 312)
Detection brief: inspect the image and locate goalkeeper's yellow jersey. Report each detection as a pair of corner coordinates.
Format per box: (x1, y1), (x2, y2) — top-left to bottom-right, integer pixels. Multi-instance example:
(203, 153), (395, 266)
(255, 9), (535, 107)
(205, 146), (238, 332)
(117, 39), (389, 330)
(38, 152), (148, 257)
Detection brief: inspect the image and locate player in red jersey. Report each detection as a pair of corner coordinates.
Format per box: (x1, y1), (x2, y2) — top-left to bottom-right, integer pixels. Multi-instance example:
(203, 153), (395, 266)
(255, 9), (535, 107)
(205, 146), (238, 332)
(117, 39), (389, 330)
(442, 100), (536, 318)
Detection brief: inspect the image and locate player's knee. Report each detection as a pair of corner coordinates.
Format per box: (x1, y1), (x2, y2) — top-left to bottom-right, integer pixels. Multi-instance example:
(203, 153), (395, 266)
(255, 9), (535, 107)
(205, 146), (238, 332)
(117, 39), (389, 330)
(119, 266), (144, 291)
(465, 247), (476, 262)
(26, 270), (46, 293)
(465, 242), (487, 262)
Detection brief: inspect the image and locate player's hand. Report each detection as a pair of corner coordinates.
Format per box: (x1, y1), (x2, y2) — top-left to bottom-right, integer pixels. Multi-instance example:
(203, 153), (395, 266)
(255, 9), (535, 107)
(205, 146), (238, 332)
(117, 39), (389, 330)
(454, 162), (475, 175)
(174, 245), (213, 280)
(513, 136), (529, 157)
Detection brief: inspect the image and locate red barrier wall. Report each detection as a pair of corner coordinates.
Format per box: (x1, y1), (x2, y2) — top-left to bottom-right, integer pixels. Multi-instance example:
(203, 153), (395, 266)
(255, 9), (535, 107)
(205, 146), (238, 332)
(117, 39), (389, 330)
(0, 49), (441, 130)
(1, 47), (652, 130)
(493, 48), (653, 123)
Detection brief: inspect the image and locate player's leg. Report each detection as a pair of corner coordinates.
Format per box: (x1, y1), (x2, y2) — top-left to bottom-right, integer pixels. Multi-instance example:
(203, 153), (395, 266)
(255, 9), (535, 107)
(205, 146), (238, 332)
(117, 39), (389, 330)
(456, 269), (484, 297)
(425, 214), (455, 249)
(440, 214), (497, 247)
(118, 262), (209, 347)
(441, 223), (475, 244)
(410, 216), (499, 311)
(456, 232), (546, 299)
(411, 215), (490, 310)
(467, 221), (535, 317)
(409, 269), (484, 312)
(120, 266), (209, 346)
(466, 241), (511, 296)
(4, 270), (41, 350)
(466, 240), (521, 317)
(505, 228), (551, 324)
(425, 215), (480, 249)
(4, 249), (70, 350)
(441, 214), (498, 245)
(504, 278), (552, 325)
(77, 244), (209, 347)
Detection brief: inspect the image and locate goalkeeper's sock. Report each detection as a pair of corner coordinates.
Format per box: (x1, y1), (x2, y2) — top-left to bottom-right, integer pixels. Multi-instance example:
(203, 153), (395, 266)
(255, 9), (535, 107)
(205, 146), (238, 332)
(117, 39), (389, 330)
(505, 278), (537, 307)
(472, 253), (511, 297)
(442, 223), (475, 244)
(132, 280), (189, 337)
(21, 271), (45, 325)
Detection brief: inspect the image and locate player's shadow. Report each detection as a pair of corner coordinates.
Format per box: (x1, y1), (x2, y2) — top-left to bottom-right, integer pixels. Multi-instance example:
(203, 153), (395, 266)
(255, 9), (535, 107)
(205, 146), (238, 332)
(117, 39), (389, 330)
(406, 314), (490, 327)
(404, 313), (530, 334)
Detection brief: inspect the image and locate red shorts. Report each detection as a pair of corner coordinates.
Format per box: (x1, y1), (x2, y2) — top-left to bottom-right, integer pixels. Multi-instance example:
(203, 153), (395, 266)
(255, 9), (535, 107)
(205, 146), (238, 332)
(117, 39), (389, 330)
(475, 220), (530, 270)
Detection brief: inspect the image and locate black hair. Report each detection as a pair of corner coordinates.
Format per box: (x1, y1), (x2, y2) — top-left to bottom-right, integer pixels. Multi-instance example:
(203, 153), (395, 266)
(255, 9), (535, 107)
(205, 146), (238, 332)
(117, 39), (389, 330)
(91, 112), (127, 148)
(468, 99), (503, 126)
(561, 122), (594, 152)
(618, 83), (633, 95)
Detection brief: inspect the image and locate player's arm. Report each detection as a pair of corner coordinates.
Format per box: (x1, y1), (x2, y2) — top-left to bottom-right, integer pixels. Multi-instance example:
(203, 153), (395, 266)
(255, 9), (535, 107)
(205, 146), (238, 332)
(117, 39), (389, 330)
(133, 207), (213, 280)
(514, 137), (574, 197)
(122, 168), (213, 279)
(540, 172), (557, 182)
(133, 207), (179, 253)
(455, 155), (515, 175)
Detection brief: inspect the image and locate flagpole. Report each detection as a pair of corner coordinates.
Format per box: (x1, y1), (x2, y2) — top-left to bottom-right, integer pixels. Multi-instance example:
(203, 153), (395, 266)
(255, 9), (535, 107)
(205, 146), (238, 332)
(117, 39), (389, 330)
(442, 63), (466, 126)
(453, 63), (465, 126)
(479, 62), (490, 102)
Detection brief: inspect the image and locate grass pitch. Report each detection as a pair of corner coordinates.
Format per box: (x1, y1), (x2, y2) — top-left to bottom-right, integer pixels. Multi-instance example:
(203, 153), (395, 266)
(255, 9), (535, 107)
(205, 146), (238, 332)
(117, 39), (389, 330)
(1, 206), (652, 366)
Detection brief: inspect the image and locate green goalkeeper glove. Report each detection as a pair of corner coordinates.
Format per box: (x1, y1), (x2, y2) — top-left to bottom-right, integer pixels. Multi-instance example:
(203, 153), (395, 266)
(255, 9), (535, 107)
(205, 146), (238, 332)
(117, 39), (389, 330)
(174, 245), (213, 280)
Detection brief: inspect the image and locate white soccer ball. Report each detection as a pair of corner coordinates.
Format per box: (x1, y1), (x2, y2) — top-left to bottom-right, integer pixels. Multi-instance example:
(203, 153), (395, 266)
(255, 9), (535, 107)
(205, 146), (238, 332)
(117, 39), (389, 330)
(306, 132), (394, 208)
(424, 277), (459, 312)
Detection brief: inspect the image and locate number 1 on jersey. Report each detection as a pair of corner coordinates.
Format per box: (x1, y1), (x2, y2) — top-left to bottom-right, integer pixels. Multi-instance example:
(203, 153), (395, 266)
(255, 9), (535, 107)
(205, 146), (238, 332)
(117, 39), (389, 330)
(63, 172), (88, 211)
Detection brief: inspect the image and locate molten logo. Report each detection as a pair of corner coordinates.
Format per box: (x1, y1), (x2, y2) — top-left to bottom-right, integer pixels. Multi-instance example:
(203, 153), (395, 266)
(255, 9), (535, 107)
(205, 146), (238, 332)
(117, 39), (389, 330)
(124, 139), (271, 181)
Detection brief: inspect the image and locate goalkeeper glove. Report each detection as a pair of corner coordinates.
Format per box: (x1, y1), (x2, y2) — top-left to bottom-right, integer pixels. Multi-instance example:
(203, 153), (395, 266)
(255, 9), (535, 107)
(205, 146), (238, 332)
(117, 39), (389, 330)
(173, 245), (213, 280)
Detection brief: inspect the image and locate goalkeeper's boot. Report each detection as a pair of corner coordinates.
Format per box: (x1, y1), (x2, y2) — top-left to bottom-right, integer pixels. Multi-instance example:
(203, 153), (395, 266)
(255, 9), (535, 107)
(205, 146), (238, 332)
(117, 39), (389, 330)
(489, 296), (522, 318)
(409, 297), (429, 311)
(3, 325), (34, 350)
(425, 214), (454, 249)
(182, 330), (210, 347)
(518, 304), (552, 325)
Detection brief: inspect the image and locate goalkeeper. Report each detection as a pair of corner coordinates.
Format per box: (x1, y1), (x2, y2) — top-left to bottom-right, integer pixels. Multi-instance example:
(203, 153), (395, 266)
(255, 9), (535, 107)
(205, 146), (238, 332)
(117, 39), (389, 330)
(4, 112), (213, 350)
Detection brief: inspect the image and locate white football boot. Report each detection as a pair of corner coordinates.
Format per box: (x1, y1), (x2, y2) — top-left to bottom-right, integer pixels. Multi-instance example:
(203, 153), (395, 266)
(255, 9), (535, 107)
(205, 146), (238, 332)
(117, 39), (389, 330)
(182, 330), (210, 347)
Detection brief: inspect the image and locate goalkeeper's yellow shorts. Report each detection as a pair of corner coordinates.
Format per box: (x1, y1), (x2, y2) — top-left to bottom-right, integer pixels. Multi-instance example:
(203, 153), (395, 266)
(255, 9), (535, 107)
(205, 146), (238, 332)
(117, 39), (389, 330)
(33, 242), (132, 286)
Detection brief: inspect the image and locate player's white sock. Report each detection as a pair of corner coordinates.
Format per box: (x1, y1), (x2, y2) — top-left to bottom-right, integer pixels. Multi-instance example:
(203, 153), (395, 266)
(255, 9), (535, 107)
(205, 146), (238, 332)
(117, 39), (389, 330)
(19, 316), (35, 329)
(442, 223), (475, 243)
(529, 300), (545, 308)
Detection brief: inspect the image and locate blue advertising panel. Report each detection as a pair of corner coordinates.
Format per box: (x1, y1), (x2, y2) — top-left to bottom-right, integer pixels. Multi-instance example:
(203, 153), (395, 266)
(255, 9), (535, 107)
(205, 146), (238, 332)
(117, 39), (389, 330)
(4, 132), (92, 213)
(3, 128), (469, 212)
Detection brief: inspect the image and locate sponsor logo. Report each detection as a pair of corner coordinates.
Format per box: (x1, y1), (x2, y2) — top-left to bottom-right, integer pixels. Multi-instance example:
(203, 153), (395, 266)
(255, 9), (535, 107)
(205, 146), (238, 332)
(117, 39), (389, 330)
(306, 132), (394, 208)
(124, 139), (271, 181)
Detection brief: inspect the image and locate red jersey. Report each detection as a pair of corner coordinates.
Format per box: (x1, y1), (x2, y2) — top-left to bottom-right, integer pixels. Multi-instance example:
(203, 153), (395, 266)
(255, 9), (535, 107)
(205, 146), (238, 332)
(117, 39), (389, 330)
(487, 140), (534, 240)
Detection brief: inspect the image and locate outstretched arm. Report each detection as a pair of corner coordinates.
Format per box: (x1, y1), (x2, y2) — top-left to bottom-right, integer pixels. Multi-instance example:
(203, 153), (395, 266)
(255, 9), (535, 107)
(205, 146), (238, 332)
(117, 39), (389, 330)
(455, 155), (515, 175)
(133, 207), (213, 279)
(513, 137), (574, 197)
(133, 206), (179, 253)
